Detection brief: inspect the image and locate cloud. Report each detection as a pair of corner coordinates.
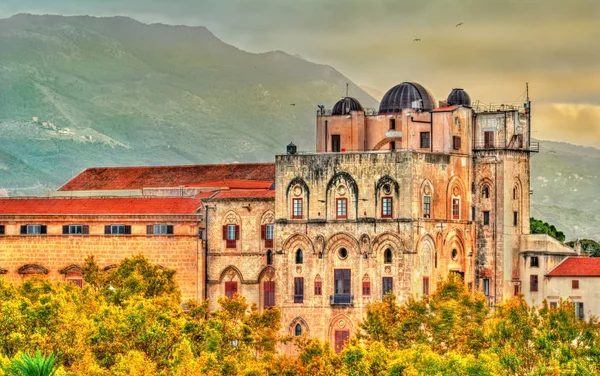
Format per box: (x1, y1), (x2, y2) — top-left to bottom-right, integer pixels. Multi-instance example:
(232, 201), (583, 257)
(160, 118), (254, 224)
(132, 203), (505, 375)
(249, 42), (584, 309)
(536, 104), (600, 147)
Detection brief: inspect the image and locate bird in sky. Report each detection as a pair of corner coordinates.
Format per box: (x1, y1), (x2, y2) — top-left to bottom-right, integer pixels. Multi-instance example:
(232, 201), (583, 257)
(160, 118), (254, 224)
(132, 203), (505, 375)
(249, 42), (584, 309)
(413, 38), (421, 42)
(456, 22), (464, 27)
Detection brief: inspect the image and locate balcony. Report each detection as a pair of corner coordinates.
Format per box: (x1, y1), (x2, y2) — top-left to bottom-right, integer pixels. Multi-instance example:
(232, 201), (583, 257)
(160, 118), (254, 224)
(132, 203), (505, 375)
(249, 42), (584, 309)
(330, 294), (354, 306)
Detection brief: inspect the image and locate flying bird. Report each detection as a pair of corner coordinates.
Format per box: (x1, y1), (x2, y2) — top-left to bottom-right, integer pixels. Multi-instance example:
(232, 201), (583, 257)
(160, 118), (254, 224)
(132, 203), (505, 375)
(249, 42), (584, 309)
(413, 38), (421, 42)
(455, 22), (464, 27)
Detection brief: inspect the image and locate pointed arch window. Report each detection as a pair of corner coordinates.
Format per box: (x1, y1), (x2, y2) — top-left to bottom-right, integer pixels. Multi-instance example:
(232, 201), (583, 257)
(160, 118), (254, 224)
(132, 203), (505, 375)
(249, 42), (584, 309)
(295, 323), (302, 336)
(266, 250), (273, 265)
(295, 249), (303, 264)
(423, 196), (431, 218)
(482, 186), (490, 199)
(384, 249), (392, 264)
(452, 198), (460, 219)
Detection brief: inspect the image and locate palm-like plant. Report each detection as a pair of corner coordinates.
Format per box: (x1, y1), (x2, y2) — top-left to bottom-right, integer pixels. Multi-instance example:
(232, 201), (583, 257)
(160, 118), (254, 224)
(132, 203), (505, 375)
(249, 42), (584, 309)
(8, 351), (57, 376)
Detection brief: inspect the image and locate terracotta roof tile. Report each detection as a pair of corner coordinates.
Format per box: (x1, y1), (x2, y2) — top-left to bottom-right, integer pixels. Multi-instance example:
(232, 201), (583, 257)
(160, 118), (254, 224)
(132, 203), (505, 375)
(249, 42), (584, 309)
(0, 197), (203, 215)
(546, 257), (600, 277)
(431, 105), (460, 112)
(209, 190), (275, 199)
(59, 163), (275, 191)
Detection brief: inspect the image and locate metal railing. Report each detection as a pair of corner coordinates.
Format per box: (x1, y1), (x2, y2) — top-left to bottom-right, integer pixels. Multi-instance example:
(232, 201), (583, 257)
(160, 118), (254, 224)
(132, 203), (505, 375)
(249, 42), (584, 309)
(317, 108), (378, 116)
(330, 294), (354, 306)
(472, 141), (539, 152)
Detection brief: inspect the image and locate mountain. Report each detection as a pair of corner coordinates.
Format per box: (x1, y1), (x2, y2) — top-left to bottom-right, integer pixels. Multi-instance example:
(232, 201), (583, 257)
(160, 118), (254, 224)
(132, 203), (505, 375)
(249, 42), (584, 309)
(0, 14), (377, 191)
(530, 140), (600, 241)
(0, 14), (598, 242)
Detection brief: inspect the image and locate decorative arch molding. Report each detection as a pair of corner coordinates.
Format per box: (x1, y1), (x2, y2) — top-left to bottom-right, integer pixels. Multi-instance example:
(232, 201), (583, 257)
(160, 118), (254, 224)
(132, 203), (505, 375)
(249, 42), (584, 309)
(289, 316), (310, 335)
(59, 264), (84, 275)
(447, 175), (466, 197)
(372, 232), (409, 254)
(257, 266), (275, 282)
(325, 232), (360, 254)
(218, 265), (244, 283)
(420, 178), (434, 194)
(223, 210), (241, 225)
(416, 234), (436, 276)
(326, 172), (359, 219)
(372, 137), (403, 151)
(375, 175), (400, 199)
(359, 234), (371, 254)
(282, 233), (315, 255)
(513, 176), (523, 199)
(18, 264), (49, 275)
(286, 177), (310, 199)
(447, 175), (467, 219)
(260, 210), (275, 225)
(327, 313), (355, 339)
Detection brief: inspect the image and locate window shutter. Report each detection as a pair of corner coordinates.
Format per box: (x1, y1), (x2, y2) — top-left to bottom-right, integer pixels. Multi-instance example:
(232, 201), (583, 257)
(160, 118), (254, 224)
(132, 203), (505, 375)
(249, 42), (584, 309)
(104, 225), (111, 235)
(222, 225), (228, 240)
(147, 225), (153, 235)
(261, 224), (266, 239)
(232, 282), (238, 294)
(62, 225), (69, 234)
(83, 225), (89, 235)
(167, 225), (174, 235)
(20, 225), (27, 235)
(124, 225), (132, 234)
(40, 225), (47, 235)
(235, 225), (240, 240)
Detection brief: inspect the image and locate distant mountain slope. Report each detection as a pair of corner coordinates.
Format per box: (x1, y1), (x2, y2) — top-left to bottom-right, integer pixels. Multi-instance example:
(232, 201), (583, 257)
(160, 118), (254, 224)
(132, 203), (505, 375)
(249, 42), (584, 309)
(531, 140), (600, 241)
(0, 14), (377, 191)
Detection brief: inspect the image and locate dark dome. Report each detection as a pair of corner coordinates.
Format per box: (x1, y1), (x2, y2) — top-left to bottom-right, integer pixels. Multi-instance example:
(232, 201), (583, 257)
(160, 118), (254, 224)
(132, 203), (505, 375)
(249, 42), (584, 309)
(331, 97), (363, 115)
(378, 82), (436, 114)
(447, 88), (471, 106)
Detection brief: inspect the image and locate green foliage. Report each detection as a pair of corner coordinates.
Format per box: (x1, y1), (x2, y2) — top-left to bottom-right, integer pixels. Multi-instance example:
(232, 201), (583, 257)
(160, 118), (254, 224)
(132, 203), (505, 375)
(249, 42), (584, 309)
(7, 351), (57, 376)
(566, 239), (600, 257)
(530, 217), (566, 242)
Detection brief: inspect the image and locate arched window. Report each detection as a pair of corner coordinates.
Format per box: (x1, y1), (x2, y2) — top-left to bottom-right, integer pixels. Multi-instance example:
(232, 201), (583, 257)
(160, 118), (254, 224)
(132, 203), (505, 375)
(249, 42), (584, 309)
(513, 186), (518, 200)
(295, 323), (302, 336)
(384, 249), (392, 264)
(482, 186), (490, 199)
(296, 249), (303, 264)
(266, 250), (273, 265)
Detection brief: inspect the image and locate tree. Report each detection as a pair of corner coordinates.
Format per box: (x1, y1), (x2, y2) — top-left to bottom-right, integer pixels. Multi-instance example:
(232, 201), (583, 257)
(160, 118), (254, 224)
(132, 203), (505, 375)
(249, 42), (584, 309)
(566, 239), (600, 257)
(530, 217), (566, 242)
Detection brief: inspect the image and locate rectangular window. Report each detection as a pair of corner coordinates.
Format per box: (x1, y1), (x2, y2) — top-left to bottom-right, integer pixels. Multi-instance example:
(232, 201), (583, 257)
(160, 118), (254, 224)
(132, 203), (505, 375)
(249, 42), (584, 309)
(454, 117), (459, 126)
(334, 330), (350, 354)
(0, 225), (4, 235)
(20, 225), (47, 235)
(423, 196), (431, 218)
(333, 269), (351, 304)
(390, 141), (396, 150)
(264, 281), (275, 308)
(262, 224), (274, 248)
(63, 224), (89, 235)
(292, 198), (303, 219)
(483, 211), (490, 225)
(513, 211), (518, 226)
(572, 280), (579, 289)
(105, 224), (131, 235)
(294, 277), (304, 303)
(382, 277), (393, 296)
(530, 275), (538, 292)
(453, 136), (461, 150)
(576, 302), (584, 320)
(550, 302), (557, 309)
(420, 132), (431, 148)
(483, 279), (490, 296)
(484, 131), (494, 148)
(514, 284), (520, 296)
(530, 256), (539, 268)
(225, 281), (238, 298)
(452, 198), (460, 220)
(314, 280), (322, 296)
(332, 134), (341, 152)
(471, 206), (475, 221)
(362, 280), (371, 296)
(223, 224), (239, 248)
(148, 224), (174, 235)
(423, 277), (429, 296)
(382, 197), (393, 218)
(390, 118), (396, 130)
(336, 198), (348, 219)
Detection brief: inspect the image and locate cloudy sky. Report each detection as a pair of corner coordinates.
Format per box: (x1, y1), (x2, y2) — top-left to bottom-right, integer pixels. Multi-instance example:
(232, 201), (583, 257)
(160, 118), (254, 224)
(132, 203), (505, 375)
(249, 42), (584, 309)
(1, 0), (599, 146)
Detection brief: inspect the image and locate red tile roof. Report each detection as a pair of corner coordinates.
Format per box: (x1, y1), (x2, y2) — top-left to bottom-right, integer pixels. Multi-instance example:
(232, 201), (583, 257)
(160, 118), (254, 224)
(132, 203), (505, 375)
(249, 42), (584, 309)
(431, 105), (460, 112)
(0, 197), (204, 215)
(208, 190), (276, 199)
(546, 257), (600, 277)
(59, 163), (275, 191)
(184, 179), (273, 189)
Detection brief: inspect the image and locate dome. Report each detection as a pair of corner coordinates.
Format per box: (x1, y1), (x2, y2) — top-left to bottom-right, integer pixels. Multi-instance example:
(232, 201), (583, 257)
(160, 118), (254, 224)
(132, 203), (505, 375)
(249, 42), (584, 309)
(378, 82), (436, 114)
(331, 97), (363, 115)
(447, 88), (471, 106)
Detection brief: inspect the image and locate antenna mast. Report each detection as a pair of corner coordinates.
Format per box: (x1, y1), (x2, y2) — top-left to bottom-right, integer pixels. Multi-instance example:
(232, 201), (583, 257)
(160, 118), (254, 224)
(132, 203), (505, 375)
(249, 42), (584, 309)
(526, 82), (531, 147)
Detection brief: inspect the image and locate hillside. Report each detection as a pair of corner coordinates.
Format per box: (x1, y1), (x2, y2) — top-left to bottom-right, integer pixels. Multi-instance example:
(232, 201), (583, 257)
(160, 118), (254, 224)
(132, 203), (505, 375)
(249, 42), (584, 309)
(0, 14), (598, 241)
(0, 14), (377, 191)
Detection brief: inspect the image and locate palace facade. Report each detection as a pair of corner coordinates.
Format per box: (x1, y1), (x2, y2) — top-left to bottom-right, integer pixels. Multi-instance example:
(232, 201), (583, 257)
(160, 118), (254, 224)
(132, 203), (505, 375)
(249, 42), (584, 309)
(0, 81), (577, 352)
